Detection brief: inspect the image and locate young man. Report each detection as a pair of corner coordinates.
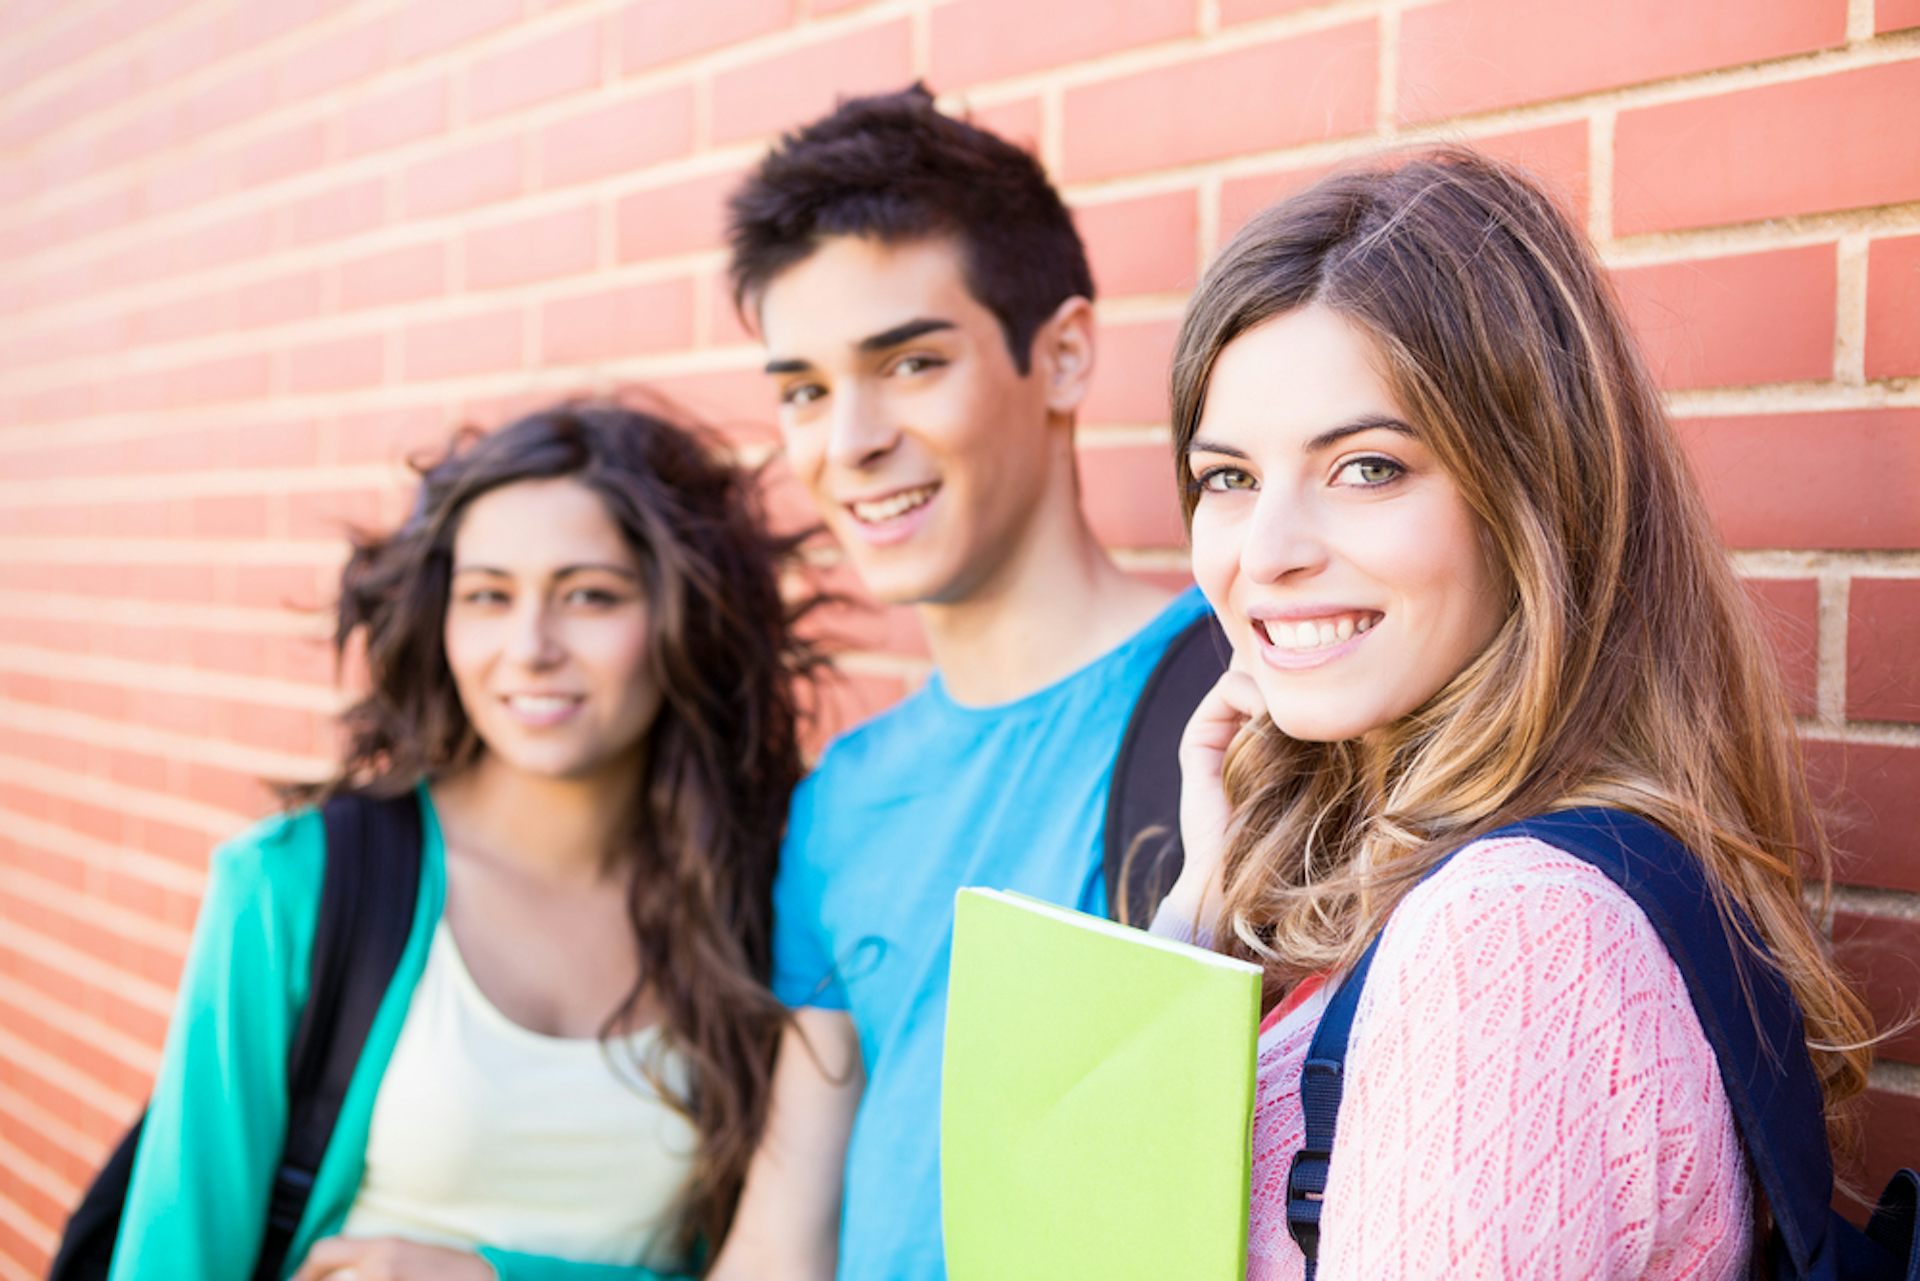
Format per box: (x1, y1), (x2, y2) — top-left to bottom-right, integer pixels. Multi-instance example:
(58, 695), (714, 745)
(709, 86), (1217, 1281)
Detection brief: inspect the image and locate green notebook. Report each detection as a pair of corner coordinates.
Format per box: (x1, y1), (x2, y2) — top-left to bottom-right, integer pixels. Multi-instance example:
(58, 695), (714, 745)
(941, 888), (1262, 1281)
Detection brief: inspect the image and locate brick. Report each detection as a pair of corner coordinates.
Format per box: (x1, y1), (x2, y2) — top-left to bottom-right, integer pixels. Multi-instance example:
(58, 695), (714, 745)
(619, 0), (791, 74)
(332, 75), (448, 160)
(538, 85), (696, 188)
(615, 169), (740, 263)
(648, 367), (779, 437)
(931, 0), (1191, 90)
(1080, 319), (1177, 426)
(170, 354), (273, 409)
(402, 309), (525, 382)
(278, 177), (386, 248)
(1880, 0), (1920, 31)
(468, 18), (602, 121)
(286, 334), (386, 394)
(1079, 441), (1184, 548)
(464, 205), (599, 290)
(1218, 120), (1588, 245)
(388, 0), (522, 65)
(403, 137), (524, 218)
(1742, 577), (1818, 717)
(965, 95), (1042, 151)
(1614, 245), (1836, 391)
(1615, 61), (1920, 235)
(711, 20), (913, 145)
(274, 16), (387, 101)
(1833, 912), (1920, 1066)
(1847, 578), (1920, 724)
(1676, 410), (1920, 551)
(1222, 0), (1328, 21)
(1074, 190), (1199, 297)
(1866, 235), (1920, 380)
(232, 268), (326, 330)
(1807, 739), (1920, 893)
(338, 242), (447, 310)
(1398, 0), (1843, 123)
(179, 64), (275, 140)
(707, 269), (753, 347)
(189, 494), (271, 538)
(1219, 161), (1341, 243)
(1852, 1089), (1920, 1218)
(229, 121), (326, 189)
(540, 277), (696, 364)
(1062, 24), (1376, 183)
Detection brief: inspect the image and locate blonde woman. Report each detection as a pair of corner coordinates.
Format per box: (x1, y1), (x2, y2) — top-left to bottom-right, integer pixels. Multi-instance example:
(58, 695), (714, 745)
(1157, 150), (1879, 1279)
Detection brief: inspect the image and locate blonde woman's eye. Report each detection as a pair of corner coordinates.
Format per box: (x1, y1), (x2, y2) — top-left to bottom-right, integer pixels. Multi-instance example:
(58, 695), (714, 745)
(1193, 466), (1257, 494)
(1334, 457), (1404, 487)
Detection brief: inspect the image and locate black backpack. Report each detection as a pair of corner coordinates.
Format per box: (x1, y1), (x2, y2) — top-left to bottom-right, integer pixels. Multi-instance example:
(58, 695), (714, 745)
(1103, 612), (1231, 925)
(1286, 807), (1920, 1280)
(48, 791), (425, 1281)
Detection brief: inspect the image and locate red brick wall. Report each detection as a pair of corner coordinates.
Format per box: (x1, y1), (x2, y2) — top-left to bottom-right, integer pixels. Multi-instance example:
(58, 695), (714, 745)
(2, 0), (1917, 1269)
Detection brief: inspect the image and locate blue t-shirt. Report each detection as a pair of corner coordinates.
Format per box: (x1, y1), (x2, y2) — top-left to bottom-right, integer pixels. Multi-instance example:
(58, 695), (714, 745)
(771, 587), (1210, 1280)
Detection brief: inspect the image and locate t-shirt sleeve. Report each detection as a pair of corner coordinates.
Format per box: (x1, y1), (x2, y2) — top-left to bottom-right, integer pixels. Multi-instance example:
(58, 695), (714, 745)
(1312, 838), (1751, 1281)
(770, 772), (849, 1011)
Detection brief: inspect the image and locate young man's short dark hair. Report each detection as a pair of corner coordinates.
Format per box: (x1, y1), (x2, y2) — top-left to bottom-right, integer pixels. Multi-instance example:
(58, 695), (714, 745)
(725, 82), (1094, 374)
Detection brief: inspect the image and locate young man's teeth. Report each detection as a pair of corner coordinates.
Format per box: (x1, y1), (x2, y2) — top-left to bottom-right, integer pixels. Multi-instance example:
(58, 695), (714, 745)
(1263, 614), (1379, 651)
(852, 486), (936, 523)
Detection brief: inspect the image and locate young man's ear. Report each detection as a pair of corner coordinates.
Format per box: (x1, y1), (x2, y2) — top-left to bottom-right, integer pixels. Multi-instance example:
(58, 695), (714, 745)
(1034, 295), (1096, 417)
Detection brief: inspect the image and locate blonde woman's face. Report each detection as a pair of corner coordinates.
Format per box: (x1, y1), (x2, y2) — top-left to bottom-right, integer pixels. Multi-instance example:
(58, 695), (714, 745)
(1186, 305), (1507, 742)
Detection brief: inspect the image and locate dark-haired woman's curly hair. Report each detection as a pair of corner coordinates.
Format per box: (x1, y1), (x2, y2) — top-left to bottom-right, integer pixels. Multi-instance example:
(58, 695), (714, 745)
(289, 394), (828, 1256)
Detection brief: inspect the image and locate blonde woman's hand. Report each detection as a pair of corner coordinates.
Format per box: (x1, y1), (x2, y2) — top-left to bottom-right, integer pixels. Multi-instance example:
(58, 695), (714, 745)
(290, 1237), (496, 1281)
(1165, 666), (1266, 930)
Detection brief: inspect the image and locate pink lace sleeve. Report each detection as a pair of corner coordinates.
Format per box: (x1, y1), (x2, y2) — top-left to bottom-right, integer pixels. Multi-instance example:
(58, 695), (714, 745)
(1307, 837), (1753, 1281)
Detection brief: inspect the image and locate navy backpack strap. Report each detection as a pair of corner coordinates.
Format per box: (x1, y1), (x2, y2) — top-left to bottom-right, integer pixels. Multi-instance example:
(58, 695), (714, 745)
(253, 790), (423, 1281)
(1103, 611), (1229, 925)
(1287, 807), (1858, 1278)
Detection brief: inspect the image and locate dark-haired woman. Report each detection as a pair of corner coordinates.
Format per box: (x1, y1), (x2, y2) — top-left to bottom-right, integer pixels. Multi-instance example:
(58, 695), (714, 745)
(110, 401), (821, 1281)
(1158, 150), (1876, 1278)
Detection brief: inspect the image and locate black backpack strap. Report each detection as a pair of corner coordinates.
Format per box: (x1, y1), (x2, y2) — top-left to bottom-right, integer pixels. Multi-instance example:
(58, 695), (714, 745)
(1102, 611), (1229, 925)
(253, 790), (424, 1281)
(1287, 808), (1880, 1279)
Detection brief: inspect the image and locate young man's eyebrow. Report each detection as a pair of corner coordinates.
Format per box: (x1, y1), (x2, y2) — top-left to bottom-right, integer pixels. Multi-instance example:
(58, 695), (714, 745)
(764, 356), (813, 375)
(857, 317), (957, 352)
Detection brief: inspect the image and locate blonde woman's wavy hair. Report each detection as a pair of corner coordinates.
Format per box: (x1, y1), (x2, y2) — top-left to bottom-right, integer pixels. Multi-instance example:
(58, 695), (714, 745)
(1169, 148), (1873, 1144)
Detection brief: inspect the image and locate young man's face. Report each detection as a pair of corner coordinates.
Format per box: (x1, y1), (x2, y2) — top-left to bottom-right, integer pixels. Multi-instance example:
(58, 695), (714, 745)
(757, 235), (1065, 607)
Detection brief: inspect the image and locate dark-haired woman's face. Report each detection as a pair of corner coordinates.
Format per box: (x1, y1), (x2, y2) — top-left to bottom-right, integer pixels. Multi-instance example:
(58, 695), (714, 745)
(443, 478), (659, 783)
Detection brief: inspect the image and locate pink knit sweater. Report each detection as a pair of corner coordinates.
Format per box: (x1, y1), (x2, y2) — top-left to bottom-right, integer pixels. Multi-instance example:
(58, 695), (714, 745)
(1246, 836), (1753, 1280)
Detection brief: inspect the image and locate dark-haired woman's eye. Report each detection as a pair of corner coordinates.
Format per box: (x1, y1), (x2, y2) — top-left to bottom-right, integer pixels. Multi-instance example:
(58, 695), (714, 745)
(1333, 456), (1404, 488)
(564, 586), (627, 608)
(459, 587), (510, 607)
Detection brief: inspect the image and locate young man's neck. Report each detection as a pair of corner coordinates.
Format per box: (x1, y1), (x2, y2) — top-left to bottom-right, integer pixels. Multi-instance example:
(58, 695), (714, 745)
(916, 478), (1173, 707)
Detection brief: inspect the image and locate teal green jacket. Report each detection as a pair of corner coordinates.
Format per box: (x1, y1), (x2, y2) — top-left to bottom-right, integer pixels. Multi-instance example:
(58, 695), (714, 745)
(110, 792), (688, 1281)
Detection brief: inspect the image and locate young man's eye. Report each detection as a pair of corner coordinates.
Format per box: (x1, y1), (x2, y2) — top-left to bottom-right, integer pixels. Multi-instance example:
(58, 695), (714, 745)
(1332, 456), (1404, 487)
(890, 354), (945, 377)
(780, 381), (826, 407)
(1192, 465), (1257, 494)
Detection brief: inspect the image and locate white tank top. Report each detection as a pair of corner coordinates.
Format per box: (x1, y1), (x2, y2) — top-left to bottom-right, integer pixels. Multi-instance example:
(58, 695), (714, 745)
(340, 921), (700, 1270)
